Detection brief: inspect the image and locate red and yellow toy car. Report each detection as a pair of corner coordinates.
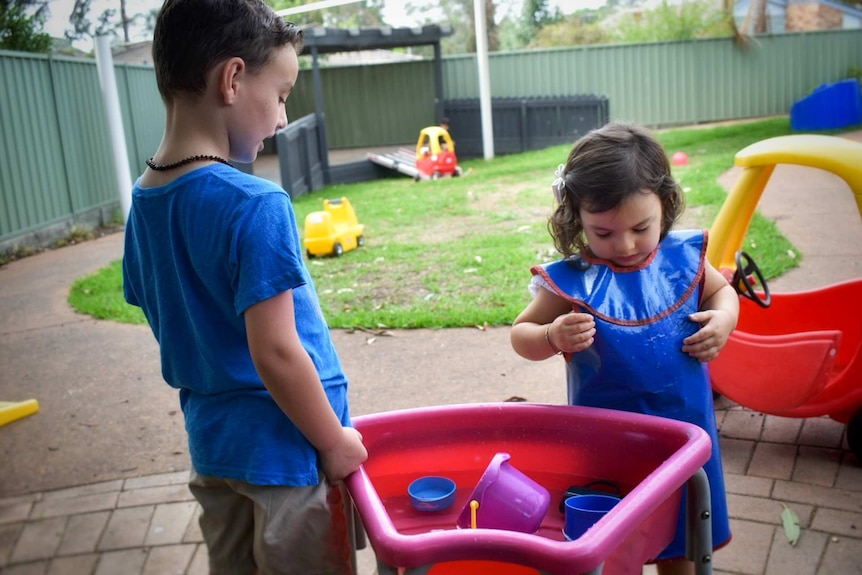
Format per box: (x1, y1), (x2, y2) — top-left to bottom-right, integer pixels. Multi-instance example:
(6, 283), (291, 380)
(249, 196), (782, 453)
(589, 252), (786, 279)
(707, 135), (862, 459)
(415, 126), (462, 180)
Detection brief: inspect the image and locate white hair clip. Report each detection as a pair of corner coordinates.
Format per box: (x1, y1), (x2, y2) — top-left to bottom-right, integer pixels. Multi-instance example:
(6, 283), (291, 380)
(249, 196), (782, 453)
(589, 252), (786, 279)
(551, 164), (566, 203)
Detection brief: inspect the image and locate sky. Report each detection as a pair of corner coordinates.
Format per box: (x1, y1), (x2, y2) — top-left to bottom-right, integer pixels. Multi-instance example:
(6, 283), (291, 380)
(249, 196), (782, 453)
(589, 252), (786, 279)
(43, 0), (606, 51)
(44, 0), (160, 46)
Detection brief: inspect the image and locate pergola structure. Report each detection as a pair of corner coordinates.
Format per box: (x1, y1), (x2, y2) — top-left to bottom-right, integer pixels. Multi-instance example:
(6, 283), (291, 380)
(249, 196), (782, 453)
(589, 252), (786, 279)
(298, 24), (453, 182)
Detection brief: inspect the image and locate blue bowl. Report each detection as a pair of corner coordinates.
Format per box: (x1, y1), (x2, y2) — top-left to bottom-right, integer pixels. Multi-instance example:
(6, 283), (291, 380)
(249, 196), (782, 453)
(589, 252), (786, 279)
(408, 476), (456, 512)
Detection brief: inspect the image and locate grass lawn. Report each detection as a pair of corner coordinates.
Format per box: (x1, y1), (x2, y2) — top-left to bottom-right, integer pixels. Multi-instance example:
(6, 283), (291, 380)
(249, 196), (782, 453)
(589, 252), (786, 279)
(70, 116), (821, 329)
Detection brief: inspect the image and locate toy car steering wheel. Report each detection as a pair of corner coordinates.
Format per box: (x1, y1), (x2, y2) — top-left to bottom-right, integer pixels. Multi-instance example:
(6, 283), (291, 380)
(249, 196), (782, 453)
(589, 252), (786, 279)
(732, 250), (771, 308)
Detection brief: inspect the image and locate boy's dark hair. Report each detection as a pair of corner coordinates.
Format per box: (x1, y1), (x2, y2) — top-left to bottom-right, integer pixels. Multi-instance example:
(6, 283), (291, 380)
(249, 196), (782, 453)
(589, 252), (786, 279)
(152, 0), (304, 102)
(549, 121), (684, 258)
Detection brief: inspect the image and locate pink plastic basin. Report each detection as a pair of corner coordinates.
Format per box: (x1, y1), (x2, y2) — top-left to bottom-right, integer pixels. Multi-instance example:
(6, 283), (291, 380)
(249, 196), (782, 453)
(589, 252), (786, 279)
(344, 403), (712, 575)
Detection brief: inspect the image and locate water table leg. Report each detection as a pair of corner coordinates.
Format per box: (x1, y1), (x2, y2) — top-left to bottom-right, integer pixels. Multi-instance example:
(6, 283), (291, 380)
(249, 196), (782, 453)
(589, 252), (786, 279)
(685, 468), (713, 575)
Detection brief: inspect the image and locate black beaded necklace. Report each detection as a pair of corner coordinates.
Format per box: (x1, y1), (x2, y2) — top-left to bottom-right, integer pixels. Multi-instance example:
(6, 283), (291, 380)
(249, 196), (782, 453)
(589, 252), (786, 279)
(146, 154), (232, 171)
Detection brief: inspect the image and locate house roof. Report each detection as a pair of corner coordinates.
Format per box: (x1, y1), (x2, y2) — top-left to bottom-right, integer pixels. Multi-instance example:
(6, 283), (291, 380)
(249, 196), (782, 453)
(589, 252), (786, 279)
(735, 0), (862, 18)
(812, 0), (862, 18)
(299, 24), (453, 55)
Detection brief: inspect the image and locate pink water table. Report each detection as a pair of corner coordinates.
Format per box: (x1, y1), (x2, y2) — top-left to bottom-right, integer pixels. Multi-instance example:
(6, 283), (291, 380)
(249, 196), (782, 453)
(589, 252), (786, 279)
(345, 403), (716, 575)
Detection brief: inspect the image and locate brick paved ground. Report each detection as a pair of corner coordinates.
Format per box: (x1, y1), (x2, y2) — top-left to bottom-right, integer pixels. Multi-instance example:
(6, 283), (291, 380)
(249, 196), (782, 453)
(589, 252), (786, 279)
(2, 403), (860, 574)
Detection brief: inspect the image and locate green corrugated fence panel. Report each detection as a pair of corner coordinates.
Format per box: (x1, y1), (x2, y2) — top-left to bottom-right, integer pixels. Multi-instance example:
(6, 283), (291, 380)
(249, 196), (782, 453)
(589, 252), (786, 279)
(49, 56), (117, 214)
(330, 60), (436, 147)
(115, 65), (139, 176)
(0, 52), (71, 239)
(443, 29), (862, 127)
(439, 54), (477, 100)
(117, 64), (166, 176)
(287, 60), (437, 148)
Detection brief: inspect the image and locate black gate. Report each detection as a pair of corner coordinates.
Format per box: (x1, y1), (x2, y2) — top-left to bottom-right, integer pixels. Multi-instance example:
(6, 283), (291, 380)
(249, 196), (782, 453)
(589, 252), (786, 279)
(444, 95), (609, 157)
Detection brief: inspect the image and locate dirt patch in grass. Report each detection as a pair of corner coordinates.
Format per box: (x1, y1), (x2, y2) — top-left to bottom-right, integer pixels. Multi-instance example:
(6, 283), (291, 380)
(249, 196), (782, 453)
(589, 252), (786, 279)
(384, 181), (552, 247)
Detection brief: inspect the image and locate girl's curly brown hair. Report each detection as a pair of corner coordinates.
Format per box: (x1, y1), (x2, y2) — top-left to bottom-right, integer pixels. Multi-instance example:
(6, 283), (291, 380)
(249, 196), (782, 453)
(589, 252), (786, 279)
(549, 122), (685, 258)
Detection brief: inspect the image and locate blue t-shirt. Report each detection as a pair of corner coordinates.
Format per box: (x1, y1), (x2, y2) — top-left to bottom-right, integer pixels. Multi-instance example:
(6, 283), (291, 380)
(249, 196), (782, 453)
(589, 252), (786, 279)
(122, 164), (349, 486)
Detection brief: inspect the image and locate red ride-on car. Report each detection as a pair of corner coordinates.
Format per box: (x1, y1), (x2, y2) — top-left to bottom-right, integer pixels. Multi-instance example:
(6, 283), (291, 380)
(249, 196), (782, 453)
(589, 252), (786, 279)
(707, 135), (862, 460)
(415, 126), (462, 181)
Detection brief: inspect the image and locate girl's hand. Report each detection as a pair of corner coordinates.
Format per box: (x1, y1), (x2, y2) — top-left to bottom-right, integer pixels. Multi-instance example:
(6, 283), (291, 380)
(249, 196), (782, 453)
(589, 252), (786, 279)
(550, 312), (596, 354)
(683, 309), (735, 362)
(687, 263), (740, 362)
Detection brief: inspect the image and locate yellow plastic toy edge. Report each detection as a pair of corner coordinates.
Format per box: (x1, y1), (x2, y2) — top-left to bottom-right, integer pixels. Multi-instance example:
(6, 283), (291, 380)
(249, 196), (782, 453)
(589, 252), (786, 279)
(708, 135), (862, 272)
(0, 399), (39, 427)
(708, 164), (775, 271)
(734, 135), (862, 195)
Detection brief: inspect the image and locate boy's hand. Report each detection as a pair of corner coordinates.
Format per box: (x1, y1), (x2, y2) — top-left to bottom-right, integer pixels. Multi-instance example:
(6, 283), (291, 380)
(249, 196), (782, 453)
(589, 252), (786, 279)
(319, 427), (368, 483)
(683, 309), (735, 362)
(552, 312), (596, 354)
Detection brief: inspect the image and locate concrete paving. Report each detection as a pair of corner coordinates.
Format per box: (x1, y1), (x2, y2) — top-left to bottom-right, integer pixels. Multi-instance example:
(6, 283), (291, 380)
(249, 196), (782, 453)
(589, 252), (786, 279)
(1, 131), (861, 574)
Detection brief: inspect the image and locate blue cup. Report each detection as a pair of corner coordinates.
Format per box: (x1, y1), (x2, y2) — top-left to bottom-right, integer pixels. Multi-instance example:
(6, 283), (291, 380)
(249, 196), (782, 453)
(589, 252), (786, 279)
(563, 494), (619, 540)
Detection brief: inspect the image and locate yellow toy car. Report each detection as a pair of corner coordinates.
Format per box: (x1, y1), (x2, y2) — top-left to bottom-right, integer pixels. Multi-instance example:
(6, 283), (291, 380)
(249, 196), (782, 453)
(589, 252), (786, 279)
(303, 197), (365, 258)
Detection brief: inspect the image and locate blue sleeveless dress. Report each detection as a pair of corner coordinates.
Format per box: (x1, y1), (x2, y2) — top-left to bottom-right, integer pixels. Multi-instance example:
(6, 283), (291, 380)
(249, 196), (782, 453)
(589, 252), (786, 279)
(531, 229), (731, 561)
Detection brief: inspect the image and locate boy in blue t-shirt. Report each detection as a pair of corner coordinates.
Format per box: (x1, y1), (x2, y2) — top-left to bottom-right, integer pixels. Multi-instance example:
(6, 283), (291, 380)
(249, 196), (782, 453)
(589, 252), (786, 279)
(122, 1), (367, 573)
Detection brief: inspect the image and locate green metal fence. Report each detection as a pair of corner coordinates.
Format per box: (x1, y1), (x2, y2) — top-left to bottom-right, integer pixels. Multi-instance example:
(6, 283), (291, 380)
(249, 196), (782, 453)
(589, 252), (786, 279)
(1, 52), (116, 246)
(0, 52), (165, 250)
(286, 59), (438, 148)
(441, 29), (862, 127)
(2, 29), (861, 249)
(117, 64), (167, 176)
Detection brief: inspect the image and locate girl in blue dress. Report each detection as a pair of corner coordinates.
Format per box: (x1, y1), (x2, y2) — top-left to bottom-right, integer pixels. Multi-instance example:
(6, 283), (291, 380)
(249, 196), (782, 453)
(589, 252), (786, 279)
(511, 122), (738, 575)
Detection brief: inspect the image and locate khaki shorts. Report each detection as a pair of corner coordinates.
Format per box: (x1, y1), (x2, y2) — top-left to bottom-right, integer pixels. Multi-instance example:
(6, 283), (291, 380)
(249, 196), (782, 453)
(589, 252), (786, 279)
(189, 471), (356, 575)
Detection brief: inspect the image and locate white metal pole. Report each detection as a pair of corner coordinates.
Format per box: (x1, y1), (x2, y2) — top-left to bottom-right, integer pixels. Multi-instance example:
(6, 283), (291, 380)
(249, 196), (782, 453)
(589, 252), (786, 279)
(95, 35), (132, 222)
(474, 0), (494, 160)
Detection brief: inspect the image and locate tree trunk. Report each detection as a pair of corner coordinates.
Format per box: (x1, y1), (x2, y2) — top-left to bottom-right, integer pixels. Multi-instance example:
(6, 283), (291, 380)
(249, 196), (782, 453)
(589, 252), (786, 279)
(741, 0), (768, 35)
(120, 0), (129, 42)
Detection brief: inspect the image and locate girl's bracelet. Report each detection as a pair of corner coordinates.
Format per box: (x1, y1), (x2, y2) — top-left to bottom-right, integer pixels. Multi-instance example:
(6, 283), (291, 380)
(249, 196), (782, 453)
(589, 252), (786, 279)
(545, 324), (562, 356)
